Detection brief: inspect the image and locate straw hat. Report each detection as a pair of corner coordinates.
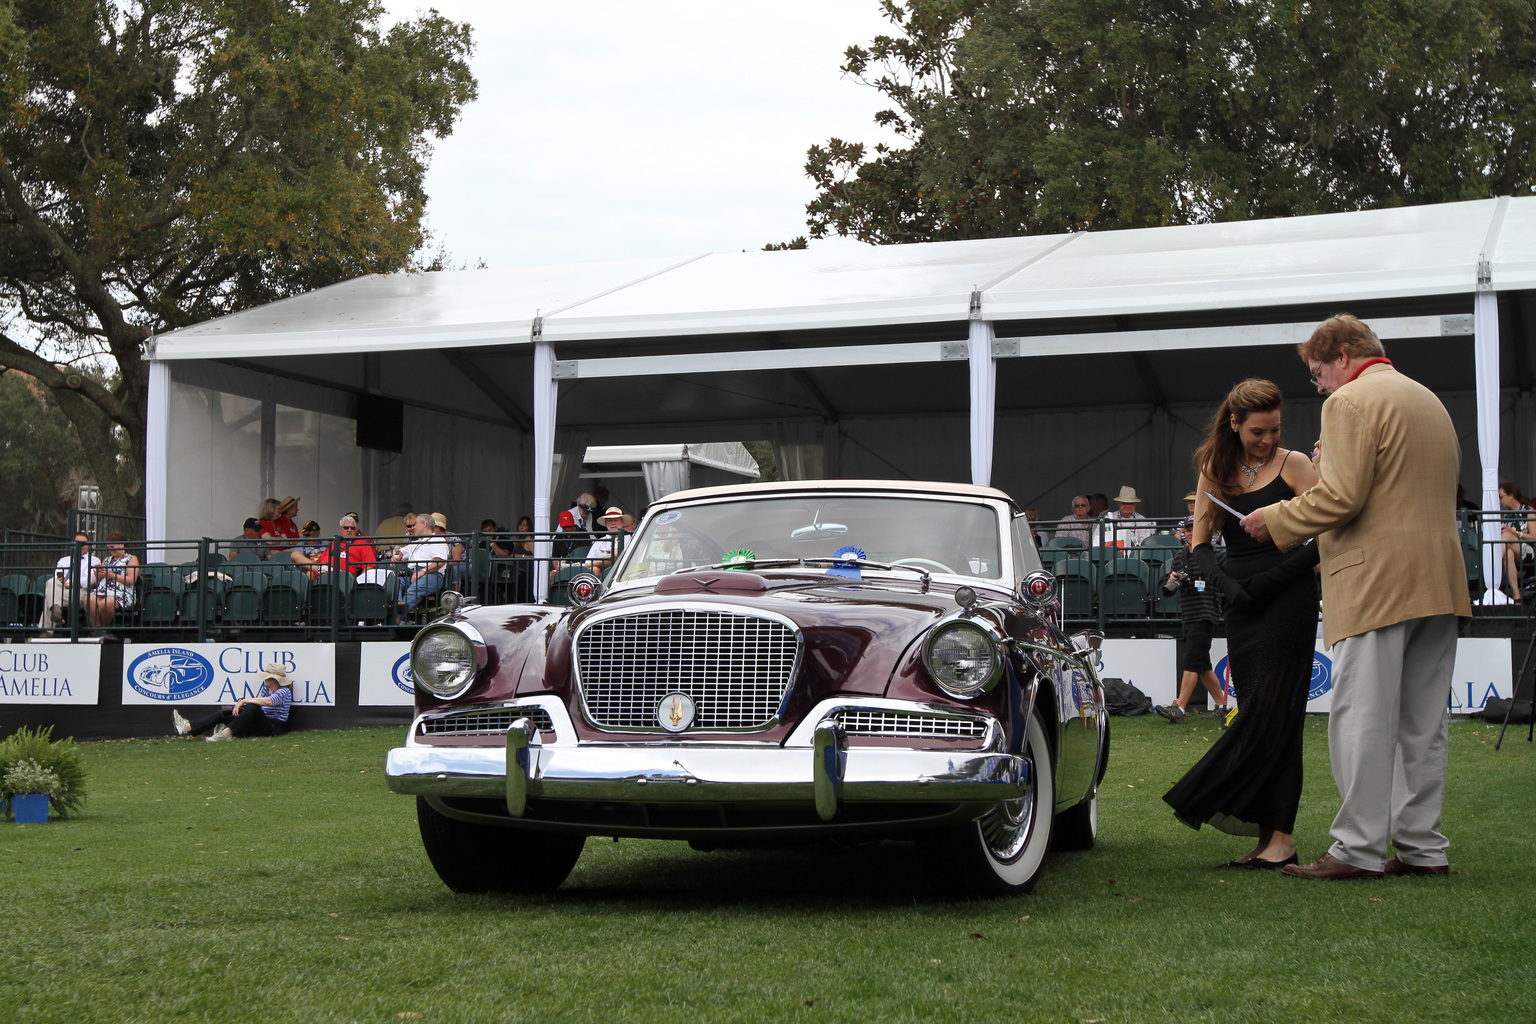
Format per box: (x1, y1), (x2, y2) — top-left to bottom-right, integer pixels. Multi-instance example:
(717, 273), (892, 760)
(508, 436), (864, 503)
(1113, 486), (1142, 504)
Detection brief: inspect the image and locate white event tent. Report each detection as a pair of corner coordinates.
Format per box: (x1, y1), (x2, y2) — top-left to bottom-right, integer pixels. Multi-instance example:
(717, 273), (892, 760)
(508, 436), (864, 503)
(148, 196), (1536, 595)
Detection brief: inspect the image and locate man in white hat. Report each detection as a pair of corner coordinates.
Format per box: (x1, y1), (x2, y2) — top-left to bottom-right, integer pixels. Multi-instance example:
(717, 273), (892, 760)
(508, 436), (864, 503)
(1095, 485), (1154, 546)
(582, 506), (632, 573)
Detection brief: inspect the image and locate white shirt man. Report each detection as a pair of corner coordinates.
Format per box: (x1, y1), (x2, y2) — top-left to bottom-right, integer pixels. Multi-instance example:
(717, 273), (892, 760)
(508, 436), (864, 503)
(1094, 487), (1154, 546)
(40, 533), (99, 630)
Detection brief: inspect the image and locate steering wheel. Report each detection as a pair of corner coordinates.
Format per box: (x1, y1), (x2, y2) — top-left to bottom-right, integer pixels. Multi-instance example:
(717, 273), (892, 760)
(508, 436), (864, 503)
(891, 557), (956, 574)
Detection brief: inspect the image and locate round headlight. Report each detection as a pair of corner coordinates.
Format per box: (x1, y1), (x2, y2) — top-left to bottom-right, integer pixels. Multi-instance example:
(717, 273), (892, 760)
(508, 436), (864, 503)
(411, 625), (479, 698)
(923, 620), (1003, 698)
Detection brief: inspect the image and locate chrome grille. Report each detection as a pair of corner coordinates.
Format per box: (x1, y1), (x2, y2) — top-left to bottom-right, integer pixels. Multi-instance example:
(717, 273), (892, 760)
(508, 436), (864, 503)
(576, 609), (798, 730)
(419, 706), (555, 736)
(837, 709), (988, 739)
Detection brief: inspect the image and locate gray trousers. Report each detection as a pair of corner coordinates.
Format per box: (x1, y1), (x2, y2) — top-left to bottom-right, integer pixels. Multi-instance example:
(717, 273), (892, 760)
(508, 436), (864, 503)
(1326, 614), (1458, 870)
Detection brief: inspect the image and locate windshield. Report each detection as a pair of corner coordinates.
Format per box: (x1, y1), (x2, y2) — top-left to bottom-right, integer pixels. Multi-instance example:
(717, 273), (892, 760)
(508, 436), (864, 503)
(617, 495), (1005, 582)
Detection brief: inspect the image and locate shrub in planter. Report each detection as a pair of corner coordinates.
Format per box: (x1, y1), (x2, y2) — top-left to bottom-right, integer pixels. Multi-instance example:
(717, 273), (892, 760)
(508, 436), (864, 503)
(4, 760), (61, 822)
(0, 726), (86, 820)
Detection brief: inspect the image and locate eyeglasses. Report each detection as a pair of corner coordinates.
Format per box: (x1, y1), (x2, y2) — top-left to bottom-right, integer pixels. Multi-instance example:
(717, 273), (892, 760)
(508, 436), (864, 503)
(340, 525), (358, 531)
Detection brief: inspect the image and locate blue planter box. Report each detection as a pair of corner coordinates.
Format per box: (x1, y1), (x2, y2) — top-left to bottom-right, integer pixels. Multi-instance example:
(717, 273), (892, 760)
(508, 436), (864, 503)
(12, 793), (49, 824)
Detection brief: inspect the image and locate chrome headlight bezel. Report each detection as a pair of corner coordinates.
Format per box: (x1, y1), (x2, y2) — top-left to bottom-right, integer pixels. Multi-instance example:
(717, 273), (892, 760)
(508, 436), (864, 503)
(410, 622), (487, 700)
(923, 619), (1004, 699)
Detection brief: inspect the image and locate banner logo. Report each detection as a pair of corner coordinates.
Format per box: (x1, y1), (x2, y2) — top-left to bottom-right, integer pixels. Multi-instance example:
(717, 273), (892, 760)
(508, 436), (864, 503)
(1214, 652), (1332, 702)
(392, 653), (414, 694)
(1309, 651), (1333, 701)
(127, 647), (216, 702)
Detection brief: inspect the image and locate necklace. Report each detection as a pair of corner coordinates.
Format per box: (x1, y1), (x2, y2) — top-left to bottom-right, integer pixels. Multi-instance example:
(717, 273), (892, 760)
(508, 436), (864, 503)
(1238, 454), (1271, 488)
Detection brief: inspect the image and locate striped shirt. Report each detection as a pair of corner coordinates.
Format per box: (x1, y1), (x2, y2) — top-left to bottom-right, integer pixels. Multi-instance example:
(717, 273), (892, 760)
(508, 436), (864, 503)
(1165, 546), (1221, 623)
(263, 686), (293, 723)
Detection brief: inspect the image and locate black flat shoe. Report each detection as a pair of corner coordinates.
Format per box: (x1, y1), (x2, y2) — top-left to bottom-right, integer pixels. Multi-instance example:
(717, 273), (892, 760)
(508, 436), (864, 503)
(1244, 854), (1299, 870)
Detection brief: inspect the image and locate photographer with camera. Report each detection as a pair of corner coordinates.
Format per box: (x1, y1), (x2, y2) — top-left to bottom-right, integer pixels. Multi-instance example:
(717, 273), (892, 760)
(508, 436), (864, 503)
(1155, 517), (1230, 725)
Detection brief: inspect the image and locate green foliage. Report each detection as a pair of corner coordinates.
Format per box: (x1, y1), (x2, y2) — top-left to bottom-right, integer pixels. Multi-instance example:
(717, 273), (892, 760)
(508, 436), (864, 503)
(0, 724), (87, 817)
(0, 0), (478, 513)
(807, 0), (1536, 243)
(3, 759), (61, 798)
(0, 369), (94, 535)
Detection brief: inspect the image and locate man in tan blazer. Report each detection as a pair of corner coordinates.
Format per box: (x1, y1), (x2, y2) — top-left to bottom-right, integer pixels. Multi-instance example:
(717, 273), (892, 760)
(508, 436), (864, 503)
(1240, 314), (1471, 880)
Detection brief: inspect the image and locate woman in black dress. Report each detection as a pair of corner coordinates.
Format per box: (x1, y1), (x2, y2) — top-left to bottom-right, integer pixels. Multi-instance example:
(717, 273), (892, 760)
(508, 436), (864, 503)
(1163, 378), (1321, 868)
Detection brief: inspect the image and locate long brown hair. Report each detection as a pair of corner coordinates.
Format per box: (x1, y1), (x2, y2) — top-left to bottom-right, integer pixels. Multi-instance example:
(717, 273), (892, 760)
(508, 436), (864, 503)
(1193, 378), (1283, 533)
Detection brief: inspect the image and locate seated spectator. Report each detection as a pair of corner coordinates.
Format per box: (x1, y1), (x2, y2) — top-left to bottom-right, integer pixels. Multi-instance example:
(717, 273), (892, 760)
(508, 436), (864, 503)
(583, 506), (631, 573)
(1499, 479), (1536, 602)
(39, 532), (98, 633)
(1094, 486), (1154, 546)
(87, 531), (139, 635)
(261, 495), (301, 551)
(1088, 493), (1110, 518)
(561, 493), (600, 535)
(1023, 507), (1047, 548)
(511, 515), (535, 557)
(553, 509), (581, 557)
(392, 514), (449, 614)
(477, 518), (500, 549)
(432, 512), (469, 591)
(1055, 496), (1094, 544)
(172, 664), (293, 742)
(295, 520), (325, 558)
(229, 518), (270, 561)
(290, 515), (378, 578)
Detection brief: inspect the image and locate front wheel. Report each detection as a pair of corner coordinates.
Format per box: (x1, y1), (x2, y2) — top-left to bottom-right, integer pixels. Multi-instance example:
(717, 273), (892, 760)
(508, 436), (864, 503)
(417, 797), (585, 894)
(918, 704), (1055, 897)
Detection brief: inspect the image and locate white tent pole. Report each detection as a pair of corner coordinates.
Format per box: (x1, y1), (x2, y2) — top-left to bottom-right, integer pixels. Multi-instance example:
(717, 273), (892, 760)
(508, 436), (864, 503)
(1475, 196), (1510, 603)
(967, 293), (996, 487)
(1475, 287), (1503, 601)
(145, 358), (170, 545)
(532, 327), (556, 603)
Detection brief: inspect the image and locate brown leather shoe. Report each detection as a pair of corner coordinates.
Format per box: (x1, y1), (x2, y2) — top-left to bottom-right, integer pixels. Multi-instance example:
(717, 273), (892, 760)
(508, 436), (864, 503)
(1281, 853), (1383, 880)
(1384, 857), (1449, 877)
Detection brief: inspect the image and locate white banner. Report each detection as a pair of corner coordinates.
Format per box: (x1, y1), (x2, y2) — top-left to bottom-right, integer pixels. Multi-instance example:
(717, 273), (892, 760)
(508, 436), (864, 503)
(1100, 638), (1177, 705)
(359, 642), (415, 706)
(1205, 636), (1512, 714)
(0, 645), (101, 706)
(121, 643), (337, 706)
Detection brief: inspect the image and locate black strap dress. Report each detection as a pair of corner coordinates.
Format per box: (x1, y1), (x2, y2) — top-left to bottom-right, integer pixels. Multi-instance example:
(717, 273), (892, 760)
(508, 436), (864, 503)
(1162, 470), (1319, 836)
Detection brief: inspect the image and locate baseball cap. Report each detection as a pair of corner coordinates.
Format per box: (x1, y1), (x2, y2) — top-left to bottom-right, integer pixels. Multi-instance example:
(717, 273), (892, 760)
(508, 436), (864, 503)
(558, 510), (576, 528)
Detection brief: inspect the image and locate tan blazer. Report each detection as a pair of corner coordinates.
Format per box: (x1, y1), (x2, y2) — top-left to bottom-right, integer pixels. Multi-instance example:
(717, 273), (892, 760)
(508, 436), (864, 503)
(1265, 363), (1471, 648)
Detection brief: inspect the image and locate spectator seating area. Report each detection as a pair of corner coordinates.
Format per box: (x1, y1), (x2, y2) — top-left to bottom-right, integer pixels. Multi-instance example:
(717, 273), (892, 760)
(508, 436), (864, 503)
(1042, 533), (1186, 625)
(0, 532), (609, 641)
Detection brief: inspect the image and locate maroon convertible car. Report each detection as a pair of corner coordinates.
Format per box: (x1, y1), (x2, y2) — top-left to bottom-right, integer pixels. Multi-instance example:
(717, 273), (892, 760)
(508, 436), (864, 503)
(386, 480), (1109, 896)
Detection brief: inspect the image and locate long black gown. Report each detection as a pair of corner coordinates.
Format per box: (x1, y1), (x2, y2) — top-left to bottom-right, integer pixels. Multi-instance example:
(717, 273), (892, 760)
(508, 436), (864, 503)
(1162, 470), (1319, 837)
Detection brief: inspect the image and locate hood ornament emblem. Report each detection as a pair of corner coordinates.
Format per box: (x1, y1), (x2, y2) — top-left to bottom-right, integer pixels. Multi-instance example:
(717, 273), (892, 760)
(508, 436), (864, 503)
(658, 692), (696, 732)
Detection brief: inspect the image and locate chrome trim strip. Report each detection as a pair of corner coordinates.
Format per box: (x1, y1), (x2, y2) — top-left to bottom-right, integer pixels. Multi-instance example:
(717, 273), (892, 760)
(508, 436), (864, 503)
(386, 743), (1027, 804)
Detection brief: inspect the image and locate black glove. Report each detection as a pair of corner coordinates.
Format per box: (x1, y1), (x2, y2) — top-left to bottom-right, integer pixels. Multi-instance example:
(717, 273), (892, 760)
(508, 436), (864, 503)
(1242, 542), (1321, 606)
(1192, 543), (1252, 610)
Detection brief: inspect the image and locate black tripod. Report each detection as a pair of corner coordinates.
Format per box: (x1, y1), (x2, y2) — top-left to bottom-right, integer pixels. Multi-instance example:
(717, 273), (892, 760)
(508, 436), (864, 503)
(1494, 601), (1535, 750)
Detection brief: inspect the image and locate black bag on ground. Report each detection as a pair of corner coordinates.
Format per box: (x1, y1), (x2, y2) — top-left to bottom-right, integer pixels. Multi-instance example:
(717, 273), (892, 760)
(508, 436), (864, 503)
(1102, 676), (1153, 717)
(1479, 697), (1532, 723)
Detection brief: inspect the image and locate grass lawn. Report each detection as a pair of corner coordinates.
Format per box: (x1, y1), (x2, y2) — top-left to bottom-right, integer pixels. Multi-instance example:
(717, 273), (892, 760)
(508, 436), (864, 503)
(3, 715), (1533, 1023)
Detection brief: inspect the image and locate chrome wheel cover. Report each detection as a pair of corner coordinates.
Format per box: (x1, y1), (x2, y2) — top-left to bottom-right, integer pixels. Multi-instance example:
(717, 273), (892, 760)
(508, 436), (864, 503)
(978, 761), (1036, 863)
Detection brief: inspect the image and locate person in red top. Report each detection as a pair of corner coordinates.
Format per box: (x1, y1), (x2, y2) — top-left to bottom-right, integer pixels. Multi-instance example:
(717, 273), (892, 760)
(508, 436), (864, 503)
(263, 496), (301, 547)
(290, 514), (378, 578)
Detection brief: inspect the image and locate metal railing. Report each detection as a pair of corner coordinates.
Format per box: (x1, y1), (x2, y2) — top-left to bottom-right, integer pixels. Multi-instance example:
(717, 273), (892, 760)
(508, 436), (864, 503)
(0, 529), (623, 643)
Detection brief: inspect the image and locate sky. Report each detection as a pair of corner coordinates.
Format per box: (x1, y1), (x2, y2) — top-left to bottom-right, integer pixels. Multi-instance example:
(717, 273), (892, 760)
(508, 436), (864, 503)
(378, 1), (901, 269)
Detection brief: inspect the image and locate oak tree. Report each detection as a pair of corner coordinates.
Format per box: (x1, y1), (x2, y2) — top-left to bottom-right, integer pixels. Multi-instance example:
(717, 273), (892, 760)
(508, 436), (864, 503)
(0, 0), (477, 515)
(806, 0), (1536, 244)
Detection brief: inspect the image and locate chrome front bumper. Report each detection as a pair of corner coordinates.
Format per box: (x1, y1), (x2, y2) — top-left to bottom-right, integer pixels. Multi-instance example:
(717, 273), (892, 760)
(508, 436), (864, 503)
(385, 697), (1027, 821)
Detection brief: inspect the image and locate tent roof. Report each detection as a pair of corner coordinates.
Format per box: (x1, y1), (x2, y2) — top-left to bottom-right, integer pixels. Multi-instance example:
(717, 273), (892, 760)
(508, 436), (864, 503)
(152, 197), (1536, 362)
